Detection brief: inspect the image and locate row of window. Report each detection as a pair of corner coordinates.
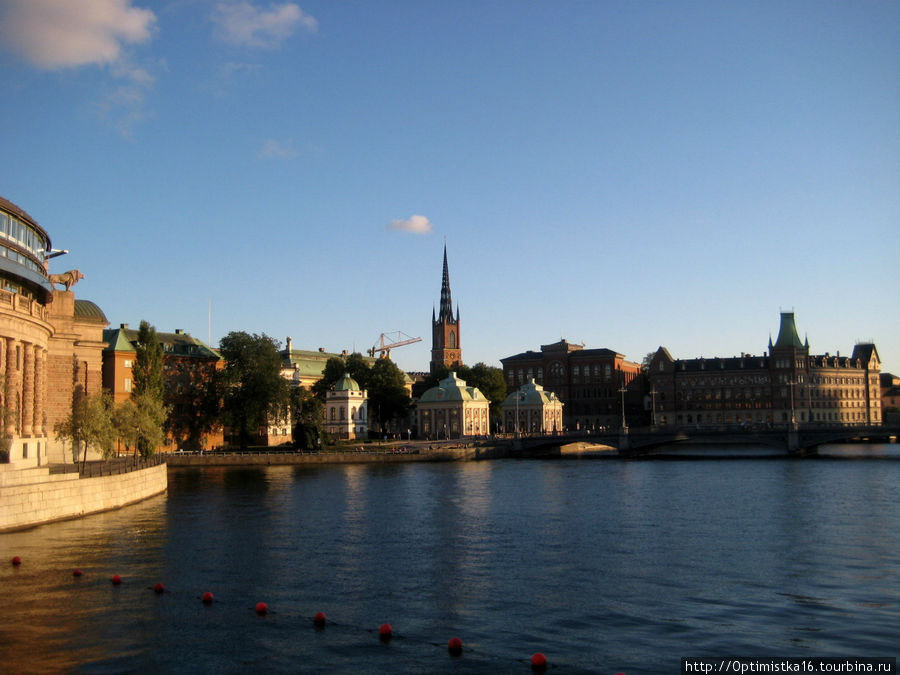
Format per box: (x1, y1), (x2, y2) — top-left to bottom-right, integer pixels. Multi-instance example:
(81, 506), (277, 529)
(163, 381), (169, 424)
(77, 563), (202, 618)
(507, 363), (628, 385)
(0, 243), (46, 276)
(0, 211), (47, 260)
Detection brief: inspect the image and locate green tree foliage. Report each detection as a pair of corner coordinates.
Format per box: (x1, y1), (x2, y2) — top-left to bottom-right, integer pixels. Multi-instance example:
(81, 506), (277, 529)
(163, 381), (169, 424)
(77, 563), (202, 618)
(312, 356), (348, 399)
(131, 320), (167, 457)
(290, 386), (324, 451)
(55, 391), (117, 464)
(133, 320), (164, 401)
(311, 352), (372, 399)
(164, 359), (220, 451)
(367, 358), (410, 434)
(219, 332), (289, 450)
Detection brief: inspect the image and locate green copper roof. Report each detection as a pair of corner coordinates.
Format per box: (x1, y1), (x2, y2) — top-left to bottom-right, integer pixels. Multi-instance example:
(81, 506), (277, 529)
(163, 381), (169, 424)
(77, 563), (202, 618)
(74, 300), (108, 323)
(419, 372), (487, 403)
(774, 312), (805, 349)
(502, 379), (562, 408)
(333, 373), (361, 391)
(102, 326), (219, 358)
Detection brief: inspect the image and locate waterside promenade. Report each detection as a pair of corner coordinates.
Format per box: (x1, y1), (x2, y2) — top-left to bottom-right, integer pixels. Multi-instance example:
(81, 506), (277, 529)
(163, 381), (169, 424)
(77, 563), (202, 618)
(0, 456), (167, 533)
(165, 424), (900, 466)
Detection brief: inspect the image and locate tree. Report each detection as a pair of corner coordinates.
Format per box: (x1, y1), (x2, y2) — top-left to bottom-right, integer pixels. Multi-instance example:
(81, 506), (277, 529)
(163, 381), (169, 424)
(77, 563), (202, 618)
(312, 356), (348, 399)
(131, 320), (167, 457)
(367, 358), (410, 435)
(467, 362), (508, 420)
(218, 332), (289, 450)
(164, 358), (220, 451)
(133, 321), (164, 401)
(290, 386), (324, 451)
(55, 391), (117, 465)
(311, 352), (372, 400)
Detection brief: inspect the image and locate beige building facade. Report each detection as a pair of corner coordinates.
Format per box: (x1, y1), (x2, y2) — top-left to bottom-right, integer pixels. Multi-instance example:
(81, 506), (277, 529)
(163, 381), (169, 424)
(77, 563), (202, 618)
(417, 372), (490, 439)
(501, 379), (564, 435)
(0, 196), (107, 467)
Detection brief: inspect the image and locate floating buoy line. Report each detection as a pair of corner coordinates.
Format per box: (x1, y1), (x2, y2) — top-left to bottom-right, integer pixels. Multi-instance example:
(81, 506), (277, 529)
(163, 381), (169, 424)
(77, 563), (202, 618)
(8, 556), (568, 671)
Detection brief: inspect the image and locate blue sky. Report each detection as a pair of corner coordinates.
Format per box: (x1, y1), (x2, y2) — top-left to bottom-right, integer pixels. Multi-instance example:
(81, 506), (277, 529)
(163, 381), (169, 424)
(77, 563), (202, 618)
(1, 0), (898, 374)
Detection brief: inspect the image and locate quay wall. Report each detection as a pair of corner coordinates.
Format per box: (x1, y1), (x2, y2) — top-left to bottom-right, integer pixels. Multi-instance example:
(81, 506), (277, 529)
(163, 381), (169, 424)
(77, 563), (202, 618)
(166, 445), (513, 467)
(0, 462), (167, 533)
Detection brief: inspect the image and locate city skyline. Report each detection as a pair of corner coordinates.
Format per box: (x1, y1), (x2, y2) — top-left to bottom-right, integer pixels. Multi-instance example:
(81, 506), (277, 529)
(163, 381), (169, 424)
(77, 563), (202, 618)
(1, 1), (897, 374)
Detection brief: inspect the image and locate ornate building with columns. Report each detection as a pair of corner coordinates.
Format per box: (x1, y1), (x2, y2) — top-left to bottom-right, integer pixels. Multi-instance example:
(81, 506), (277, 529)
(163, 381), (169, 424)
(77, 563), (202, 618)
(0, 195), (107, 466)
(417, 372), (490, 439)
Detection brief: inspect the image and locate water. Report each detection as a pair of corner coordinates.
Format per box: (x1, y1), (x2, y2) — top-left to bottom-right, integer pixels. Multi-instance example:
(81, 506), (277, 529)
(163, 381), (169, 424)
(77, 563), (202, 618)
(2, 445), (899, 673)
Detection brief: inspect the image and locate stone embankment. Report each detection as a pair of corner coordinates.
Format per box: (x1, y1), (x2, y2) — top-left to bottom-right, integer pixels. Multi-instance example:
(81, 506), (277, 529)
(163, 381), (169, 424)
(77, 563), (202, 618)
(165, 443), (513, 466)
(0, 457), (167, 533)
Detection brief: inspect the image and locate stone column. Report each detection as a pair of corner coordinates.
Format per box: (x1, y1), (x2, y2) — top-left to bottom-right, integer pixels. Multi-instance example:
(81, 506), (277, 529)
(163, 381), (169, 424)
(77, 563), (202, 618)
(5, 338), (19, 435)
(22, 342), (34, 436)
(33, 347), (45, 437)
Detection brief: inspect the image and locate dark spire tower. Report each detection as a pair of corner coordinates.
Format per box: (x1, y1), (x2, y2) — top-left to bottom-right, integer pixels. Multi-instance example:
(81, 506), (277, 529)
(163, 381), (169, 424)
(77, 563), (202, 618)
(431, 243), (461, 373)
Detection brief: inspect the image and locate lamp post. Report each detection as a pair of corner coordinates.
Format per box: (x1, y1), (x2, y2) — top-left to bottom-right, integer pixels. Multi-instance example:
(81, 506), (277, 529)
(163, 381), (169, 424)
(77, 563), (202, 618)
(619, 384), (628, 433)
(788, 377), (797, 428)
(515, 390), (521, 438)
(650, 386), (657, 428)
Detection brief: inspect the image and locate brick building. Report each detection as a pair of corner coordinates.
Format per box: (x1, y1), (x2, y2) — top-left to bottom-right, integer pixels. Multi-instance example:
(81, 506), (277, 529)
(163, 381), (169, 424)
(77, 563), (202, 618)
(102, 324), (223, 451)
(647, 312), (882, 428)
(501, 340), (643, 431)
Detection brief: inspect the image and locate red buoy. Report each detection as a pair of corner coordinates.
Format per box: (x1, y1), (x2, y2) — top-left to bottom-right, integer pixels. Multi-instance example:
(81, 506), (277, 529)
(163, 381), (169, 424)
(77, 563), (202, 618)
(313, 611), (326, 627)
(378, 623), (392, 642)
(154, 582), (165, 594)
(531, 652), (548, 671)
(202, 592), (214, 604)
(255, 602), (268, 616)
(448, 636), (463, 655)
(73, 569), (83, 577)
(111, 574), (122, 585)
(11, 556), (21, 566)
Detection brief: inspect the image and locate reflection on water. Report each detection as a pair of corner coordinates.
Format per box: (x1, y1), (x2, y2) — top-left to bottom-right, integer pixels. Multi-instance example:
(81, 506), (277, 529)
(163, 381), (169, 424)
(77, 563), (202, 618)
(1, 446), (898, 674)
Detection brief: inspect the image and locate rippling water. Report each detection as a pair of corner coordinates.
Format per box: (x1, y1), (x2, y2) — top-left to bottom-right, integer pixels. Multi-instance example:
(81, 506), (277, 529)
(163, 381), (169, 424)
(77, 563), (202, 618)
(2, 445), (899, 673)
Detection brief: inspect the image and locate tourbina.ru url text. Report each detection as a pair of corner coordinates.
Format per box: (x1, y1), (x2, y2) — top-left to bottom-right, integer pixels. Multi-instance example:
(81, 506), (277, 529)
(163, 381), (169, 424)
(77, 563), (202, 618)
(682, 658), (896, 674)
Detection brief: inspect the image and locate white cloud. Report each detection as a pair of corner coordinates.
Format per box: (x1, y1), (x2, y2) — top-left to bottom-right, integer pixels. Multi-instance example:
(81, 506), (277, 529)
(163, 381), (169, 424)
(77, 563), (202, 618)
(387, 215), (434, 234)
(212, 2), (317, 48)
(0, 0), (156, 69)
(259, 139), (298, 159)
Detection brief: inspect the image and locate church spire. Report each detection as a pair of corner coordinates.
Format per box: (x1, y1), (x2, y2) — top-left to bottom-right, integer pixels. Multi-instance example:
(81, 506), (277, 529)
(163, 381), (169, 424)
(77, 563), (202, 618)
(430, 243), (461, 373)
(439, 243), (454, 322)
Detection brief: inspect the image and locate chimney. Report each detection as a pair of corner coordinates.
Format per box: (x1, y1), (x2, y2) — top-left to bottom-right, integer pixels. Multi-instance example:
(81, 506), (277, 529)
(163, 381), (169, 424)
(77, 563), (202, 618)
(175, 329), (184, 335)
(319, 347), (325, 353)
(286, 336), (293, 353)
(120, 323), (129, 329)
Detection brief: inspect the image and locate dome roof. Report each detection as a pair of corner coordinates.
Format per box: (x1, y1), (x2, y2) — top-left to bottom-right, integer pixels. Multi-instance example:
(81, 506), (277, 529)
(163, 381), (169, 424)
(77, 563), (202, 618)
(419, 372), (487, 403)
(502, 379), (561, 407)
(333, 373), (361, 391)
(74, 299), (108, 323)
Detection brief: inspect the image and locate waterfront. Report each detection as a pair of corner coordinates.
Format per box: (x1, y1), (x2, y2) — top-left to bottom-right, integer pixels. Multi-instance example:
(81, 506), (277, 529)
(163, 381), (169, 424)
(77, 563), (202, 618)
(2, 445), (898, 673)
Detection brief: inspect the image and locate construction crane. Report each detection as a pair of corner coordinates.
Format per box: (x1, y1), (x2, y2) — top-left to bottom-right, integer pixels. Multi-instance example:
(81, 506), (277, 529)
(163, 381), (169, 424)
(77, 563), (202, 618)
(368, 331), (422, 359)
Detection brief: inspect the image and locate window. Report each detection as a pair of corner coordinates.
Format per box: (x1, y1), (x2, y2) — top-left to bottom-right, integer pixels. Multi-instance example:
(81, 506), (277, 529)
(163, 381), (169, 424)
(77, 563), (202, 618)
(124, 378), (132, 392)
(124, 360), (133, 368)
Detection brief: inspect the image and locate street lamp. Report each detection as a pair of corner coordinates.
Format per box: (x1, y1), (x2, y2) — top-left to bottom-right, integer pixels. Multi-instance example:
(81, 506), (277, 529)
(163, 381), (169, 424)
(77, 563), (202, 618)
(650, 386), (657, 428)
(787, 377), (797, 428)
(619, 384), (628, 432)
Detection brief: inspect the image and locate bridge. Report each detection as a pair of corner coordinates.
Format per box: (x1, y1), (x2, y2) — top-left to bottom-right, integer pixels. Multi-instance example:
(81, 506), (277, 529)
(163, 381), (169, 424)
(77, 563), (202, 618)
(510, 424), (900, 458)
